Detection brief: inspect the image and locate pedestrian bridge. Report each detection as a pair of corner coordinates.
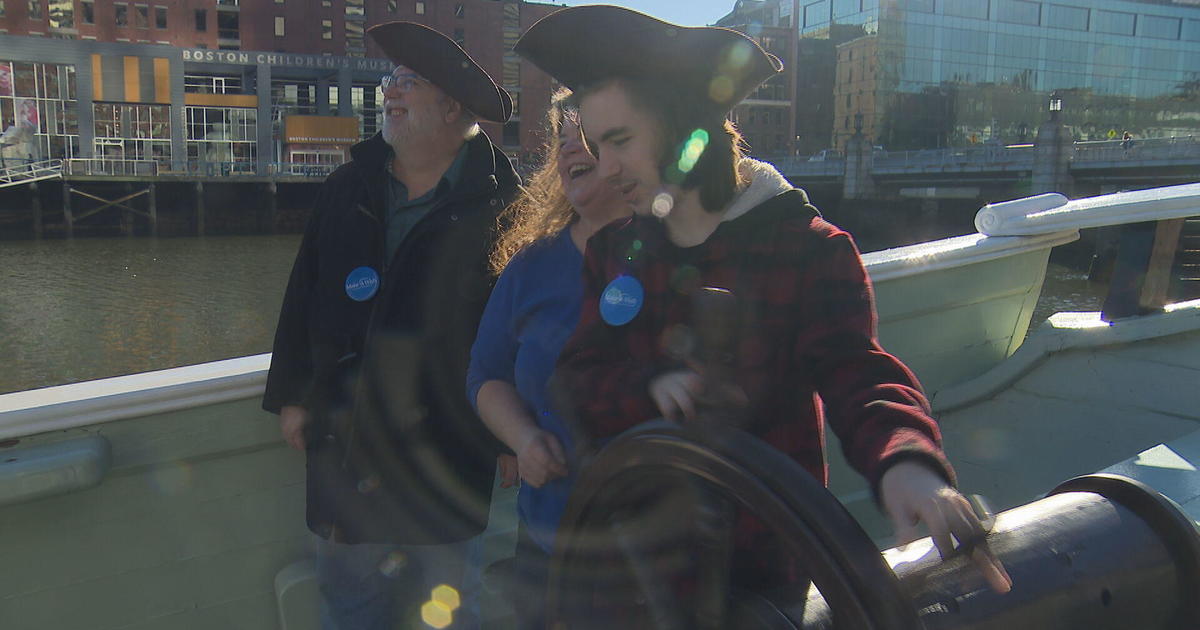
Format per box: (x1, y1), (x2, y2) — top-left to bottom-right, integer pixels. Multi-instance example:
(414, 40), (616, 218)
(775, 137), (1200, 181)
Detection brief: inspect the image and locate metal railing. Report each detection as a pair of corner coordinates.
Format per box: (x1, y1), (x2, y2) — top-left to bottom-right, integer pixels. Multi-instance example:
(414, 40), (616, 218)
(64, 158), (159, 177)
(0, 158), (62, 187)
(1072, 136), (1200, 165)
(873, 145), (1035, 171)
(769, 156), (846, 177)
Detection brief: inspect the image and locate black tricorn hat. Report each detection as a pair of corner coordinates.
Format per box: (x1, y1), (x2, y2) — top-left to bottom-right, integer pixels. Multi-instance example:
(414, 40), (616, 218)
(514, 5), (782, 114)
(369, 21), (513, 123)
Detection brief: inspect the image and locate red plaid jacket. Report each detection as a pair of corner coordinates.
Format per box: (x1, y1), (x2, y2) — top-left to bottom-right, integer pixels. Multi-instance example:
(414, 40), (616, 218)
(554, 187), (954, 586)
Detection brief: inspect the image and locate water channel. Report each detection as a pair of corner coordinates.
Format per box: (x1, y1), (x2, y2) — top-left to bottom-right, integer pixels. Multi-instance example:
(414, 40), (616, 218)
(0, 234), (1106, 395)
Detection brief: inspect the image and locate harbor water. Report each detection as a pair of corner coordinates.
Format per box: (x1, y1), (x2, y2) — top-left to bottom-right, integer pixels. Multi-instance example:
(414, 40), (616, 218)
(0, 234), (1106, 395)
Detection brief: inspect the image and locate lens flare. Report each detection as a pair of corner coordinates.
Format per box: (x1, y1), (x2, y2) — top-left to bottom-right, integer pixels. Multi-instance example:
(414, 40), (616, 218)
(652, 193), (674, 218)
(431, 584), (461, 611)
(378, 551), (408, 577)
(421, 600), (453, 628)
(708, 75), (735, 104)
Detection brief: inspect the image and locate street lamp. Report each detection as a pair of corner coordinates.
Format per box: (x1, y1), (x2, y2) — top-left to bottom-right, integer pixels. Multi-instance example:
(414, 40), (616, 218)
(1048, 91), (1062, 122)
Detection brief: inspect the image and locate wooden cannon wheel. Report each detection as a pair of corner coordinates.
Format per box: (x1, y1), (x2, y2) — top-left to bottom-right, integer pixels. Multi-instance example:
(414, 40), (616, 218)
(546, 420), (921, 630)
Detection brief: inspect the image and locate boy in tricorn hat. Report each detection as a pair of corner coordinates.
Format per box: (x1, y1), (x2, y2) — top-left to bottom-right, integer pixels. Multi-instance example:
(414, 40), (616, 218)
(264, 21), (519, 630)
(515, 4), (1010, 614)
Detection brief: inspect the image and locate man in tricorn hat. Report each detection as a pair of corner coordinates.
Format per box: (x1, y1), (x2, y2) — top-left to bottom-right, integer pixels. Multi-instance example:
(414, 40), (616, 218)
(264, 22), (520, 629)
(516, 5), (1011, 616)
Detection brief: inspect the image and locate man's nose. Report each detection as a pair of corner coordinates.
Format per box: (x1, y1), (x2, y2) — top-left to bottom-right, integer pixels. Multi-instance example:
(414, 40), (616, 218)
(597, 151), (621, 181)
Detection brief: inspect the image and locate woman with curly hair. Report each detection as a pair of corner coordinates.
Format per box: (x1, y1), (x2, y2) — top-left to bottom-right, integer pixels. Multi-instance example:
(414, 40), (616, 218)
(466, 88), (629, 627)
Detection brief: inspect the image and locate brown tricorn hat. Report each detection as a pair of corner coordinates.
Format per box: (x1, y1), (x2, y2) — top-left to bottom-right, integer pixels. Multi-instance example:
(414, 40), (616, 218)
(514, 5), (782, 115)
(368, 21), (513, 123)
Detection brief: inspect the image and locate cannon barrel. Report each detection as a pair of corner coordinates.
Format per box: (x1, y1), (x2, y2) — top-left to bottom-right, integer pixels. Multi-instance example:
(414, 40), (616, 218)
(548, 423), (1200, 629)
(776, 474), (1200, 629)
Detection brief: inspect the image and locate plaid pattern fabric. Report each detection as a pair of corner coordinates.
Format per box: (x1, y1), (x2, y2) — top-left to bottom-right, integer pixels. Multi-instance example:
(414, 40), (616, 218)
(554, 189), (954, 583)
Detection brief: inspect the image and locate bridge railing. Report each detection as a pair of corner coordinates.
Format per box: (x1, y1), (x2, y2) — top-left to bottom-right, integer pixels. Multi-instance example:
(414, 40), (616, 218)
(1072, 136), (1200, 164)
(769, 156), (846, 177)
(64, 158), (159, 177)
(873, 145), (1035, 171)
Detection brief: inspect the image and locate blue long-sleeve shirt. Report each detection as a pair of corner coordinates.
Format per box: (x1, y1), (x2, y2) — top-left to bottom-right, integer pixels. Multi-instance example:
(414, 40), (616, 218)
(467, 229), (582, 551)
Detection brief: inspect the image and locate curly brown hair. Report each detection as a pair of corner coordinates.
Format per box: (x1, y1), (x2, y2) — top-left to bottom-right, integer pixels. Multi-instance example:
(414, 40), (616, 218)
(489, 88), (579, 275)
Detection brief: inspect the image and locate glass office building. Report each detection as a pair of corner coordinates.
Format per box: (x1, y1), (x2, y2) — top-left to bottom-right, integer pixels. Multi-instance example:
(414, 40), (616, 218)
(787, 0), (1200, 151)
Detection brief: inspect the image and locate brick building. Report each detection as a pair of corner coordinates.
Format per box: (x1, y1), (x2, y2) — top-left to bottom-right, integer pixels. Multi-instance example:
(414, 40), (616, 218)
(1, 0), (563, 166)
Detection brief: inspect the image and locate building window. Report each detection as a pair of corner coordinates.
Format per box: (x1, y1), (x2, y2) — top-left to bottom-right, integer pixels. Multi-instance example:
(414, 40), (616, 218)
(1093, 10), (1135, 36)
(154, 5), (165, 28)
(345, 0), (363, 17)
(1045, 4), (1087, 31)
(194, 8), (206, 31)
(134, 4), (147, 27)
(1142, 15), (1181, 40)
(943, 0), (988, 19)
(322, 19), (332, 39)
(115, 3), (127, 26)
(321, 0), (330, 5)
(832, 0), (858, 19)
(454, 27), (464, 45)
(0, 1), (6, 18)
(997, 0), (1038, 26)
(48, 0), (73, 28)
(904, 0), (932, 13)
(387, 0), (396, 11)
(455, 3), (464, 18)
(503, 121), (519, 146)
(274, 16), (285, 36)
(81, 0), (93, 24)
(415, 1), (424, 14)
(185, 105), (257, 167)
(804, 0), (829, 27)
(1184, 19), (1200, 42)
(275, 0), (283, 3)
(28, 0), (41, 19)
(93, 103), (172, 164)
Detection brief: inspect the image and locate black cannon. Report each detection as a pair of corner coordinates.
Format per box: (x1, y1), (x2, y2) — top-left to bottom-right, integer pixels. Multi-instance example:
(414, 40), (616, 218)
(545, 421), (1200, 630)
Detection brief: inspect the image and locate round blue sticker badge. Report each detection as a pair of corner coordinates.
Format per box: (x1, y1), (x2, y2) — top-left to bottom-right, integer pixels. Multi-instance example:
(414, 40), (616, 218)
(344, 266), (380, 302)
(600, 275), (644, 326)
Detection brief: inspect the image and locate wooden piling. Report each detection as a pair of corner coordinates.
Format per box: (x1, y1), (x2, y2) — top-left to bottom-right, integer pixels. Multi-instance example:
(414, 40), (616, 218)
(32, 182), (44, 238)
(266, 182), (277, 234)
(148, 182), (158, 237)
(195, 181), (205, 236)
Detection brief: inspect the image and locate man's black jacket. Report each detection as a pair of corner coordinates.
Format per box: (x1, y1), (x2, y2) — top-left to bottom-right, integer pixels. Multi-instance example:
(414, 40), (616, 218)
(264, 131), (520, 545)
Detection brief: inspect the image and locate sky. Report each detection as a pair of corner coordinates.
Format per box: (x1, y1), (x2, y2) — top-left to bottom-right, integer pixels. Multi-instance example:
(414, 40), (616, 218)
(554, 1), (737, 27)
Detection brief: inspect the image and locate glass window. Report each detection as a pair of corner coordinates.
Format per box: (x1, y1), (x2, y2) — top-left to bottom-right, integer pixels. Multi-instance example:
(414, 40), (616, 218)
(322, 19), (332, 39)
(0, 1), (6, 18)
(321, 0), (330, 5)
(345, 0), (363, 16)
(997, 0), (1038, 26)
(274, 16), (284, 36)
(28, 0), (41, 19)
(81, 0), (93, 24)
(275, 0), (283, 3)
(804, 1), (829, 27)
(1093, 10), (1134, 36)
(416, 1), (424, 14)
(155, 6), (166, 28)
(904, 0), (933, 14)
(943, 0), (987, 19)
(134, 4), (147, 28)
(48, 0), (72, 28)
(217, 10), (237, 39)
(832, 0), (858, 19)
(387, 0), (396, 10)
(1185, 19), (1200, 42)
(1141, 15), (1180, 40)
(194, 8), (206, 31)
(1045, 4), (1087, 31)
(455, 3), (464, 18)
(115, 3), (128, 26)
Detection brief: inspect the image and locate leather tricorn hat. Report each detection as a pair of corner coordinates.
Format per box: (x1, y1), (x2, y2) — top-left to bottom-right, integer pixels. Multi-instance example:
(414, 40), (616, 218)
(369, 21), (513, 123)
(514, 5), (782, 114)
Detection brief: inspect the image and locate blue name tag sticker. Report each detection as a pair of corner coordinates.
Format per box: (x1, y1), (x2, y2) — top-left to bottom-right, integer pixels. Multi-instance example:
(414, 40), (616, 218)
(600, 275), (644, 326)
(345, 266), (380, 302)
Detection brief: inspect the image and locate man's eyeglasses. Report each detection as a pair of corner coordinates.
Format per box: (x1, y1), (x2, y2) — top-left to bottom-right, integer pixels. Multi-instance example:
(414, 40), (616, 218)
(379, 72), (428, 93)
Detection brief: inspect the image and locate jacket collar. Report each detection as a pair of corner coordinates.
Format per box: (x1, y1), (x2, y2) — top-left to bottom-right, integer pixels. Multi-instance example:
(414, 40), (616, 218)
(350, 131), (514, 199)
